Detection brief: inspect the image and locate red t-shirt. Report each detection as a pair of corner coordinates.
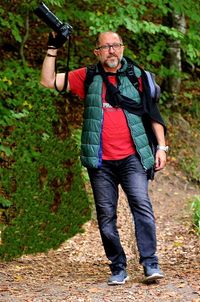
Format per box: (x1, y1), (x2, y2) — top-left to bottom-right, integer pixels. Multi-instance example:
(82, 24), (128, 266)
(68, 68), (136, 160)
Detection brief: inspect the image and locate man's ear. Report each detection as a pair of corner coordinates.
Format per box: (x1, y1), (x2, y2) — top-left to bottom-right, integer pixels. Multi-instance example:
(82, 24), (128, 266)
(94, 49), (98, 57)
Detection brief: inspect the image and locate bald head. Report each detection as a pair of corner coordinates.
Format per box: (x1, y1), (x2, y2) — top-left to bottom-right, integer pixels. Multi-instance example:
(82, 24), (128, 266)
(96, 31), (123, 49)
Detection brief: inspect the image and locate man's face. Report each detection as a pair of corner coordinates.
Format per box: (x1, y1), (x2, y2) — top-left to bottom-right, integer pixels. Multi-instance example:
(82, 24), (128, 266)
(94, 32), (124, 71)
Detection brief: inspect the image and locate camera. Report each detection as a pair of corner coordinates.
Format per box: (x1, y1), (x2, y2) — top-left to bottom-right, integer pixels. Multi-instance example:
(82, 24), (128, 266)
(34, 2), (73, 39)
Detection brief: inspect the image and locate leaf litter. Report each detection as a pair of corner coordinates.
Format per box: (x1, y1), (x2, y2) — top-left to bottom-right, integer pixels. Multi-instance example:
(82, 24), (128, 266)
(0, 165), (200, 302)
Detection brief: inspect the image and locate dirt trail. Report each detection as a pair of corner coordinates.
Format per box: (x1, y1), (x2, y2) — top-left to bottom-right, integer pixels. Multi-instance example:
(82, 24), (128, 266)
(0, 165), (200, 302)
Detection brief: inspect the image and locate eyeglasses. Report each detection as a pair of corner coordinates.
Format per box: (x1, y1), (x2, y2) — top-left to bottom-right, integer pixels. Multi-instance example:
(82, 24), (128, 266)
(96, 43), (123, 51)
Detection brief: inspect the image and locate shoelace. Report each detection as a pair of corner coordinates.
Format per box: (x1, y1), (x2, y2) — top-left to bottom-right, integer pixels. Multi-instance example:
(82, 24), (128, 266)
(112, 270), (124, 276)
(148, 263), (158, 269)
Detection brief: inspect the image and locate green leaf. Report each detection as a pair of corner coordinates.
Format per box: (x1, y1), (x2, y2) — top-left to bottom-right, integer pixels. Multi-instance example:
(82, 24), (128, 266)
(11, 27), (22, 43)
(11, 110), (29, 119)
(0, 196), (13, 208)
(0, 145), (13, 157)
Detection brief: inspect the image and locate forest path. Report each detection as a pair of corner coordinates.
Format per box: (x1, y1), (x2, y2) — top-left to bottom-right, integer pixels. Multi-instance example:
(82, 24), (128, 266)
(0, 165), (200, 302)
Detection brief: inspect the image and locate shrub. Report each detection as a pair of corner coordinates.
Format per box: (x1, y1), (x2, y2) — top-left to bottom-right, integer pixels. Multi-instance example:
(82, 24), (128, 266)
(0, 60), (91, 260)
(191, 195), (200, 234)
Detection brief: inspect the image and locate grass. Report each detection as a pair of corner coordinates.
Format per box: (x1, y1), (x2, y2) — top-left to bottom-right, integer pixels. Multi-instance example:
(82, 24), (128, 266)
(191, 195), (200, 234)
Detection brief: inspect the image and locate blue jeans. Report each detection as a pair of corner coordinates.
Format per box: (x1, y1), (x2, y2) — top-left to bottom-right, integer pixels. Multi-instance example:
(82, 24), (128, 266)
(88, 154), (158, 272)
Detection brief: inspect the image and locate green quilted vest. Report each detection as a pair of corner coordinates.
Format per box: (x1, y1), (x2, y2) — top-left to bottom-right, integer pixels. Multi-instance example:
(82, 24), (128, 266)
(81, 58), (154, 170)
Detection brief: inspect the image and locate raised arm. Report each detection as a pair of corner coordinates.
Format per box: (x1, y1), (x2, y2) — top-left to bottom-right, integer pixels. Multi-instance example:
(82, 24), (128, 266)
(40, 33), (69, 91)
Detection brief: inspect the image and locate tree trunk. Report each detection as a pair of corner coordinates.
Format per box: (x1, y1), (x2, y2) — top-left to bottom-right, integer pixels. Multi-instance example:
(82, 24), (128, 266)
(163, 12), (186, 101)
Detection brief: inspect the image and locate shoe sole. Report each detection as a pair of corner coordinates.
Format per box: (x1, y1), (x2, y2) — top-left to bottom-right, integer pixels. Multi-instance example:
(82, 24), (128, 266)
(145, 273), (164, 283)
(107, 276), (129, 285)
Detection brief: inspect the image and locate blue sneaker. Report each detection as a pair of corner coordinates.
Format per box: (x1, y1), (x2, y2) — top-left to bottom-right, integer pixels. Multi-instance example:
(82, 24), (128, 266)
(107, 269), (129, 285)
(143, 263), (164, 282)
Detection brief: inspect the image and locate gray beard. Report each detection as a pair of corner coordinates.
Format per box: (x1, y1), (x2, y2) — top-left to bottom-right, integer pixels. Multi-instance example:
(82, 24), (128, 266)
(105, 55), (123, 69)
(106, 60), (119, 68)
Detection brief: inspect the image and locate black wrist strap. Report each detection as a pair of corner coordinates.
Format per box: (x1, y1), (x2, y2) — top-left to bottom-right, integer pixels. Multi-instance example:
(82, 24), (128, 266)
(47, 53), (57, 57)
(54, 36), (71, 93)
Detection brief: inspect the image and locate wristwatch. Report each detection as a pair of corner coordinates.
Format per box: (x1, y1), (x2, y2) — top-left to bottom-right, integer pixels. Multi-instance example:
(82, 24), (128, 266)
(156, 145), (169, 152)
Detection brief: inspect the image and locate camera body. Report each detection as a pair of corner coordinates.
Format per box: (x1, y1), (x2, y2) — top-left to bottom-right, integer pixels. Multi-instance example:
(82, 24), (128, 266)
(34, 2), (73, 39)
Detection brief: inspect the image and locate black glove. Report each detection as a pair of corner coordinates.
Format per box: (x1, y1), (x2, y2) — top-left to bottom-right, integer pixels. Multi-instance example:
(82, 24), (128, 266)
(47, 32), (67, 49)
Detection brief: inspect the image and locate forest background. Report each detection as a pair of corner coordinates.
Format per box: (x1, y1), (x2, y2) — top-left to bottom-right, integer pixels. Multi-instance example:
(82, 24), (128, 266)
(0, 0), (199, 261)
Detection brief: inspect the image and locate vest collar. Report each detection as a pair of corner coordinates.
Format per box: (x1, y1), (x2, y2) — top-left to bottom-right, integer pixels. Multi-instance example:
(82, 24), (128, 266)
(117, 57), (128, 73)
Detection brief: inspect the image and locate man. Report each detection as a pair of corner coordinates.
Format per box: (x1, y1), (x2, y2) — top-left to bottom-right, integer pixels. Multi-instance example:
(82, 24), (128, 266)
(41, 31), (168, 285)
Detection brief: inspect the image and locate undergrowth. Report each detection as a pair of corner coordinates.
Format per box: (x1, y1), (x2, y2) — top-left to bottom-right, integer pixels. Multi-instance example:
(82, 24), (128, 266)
(163, 79), (200, 185)
(0, 61), (91, 260)
(191, 196), (200, 234)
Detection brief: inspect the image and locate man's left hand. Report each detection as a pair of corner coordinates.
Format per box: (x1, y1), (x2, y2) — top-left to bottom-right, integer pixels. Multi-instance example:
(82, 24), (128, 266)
(154, 150), (167, 171)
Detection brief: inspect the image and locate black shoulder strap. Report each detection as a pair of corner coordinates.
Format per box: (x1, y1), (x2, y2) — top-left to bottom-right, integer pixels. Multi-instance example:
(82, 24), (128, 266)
(84, 58), (160, 102)
(126, 62), (139, 90)
(125, 56), (161, 102)
(85, 57), (140, 93)
(122, 56), (141, 90)
(84, 64), (98, 95)
(54, 36), (71, 94)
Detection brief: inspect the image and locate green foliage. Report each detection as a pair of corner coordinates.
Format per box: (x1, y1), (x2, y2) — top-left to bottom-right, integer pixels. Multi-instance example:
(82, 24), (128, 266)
(1, 0), (199, 68)
(0, 196), (13, 208)
(0, 9), (24, 43)
(167, 109), (200, 185)
(146, 41), (166, 63)
(87, 0), (200, 67)
(191, 196), (200, 234)
(45, 0), (65, 5)
(183, 81), (200, 120)
(0, 61), (91, 260)
(180, 156), (200, 184)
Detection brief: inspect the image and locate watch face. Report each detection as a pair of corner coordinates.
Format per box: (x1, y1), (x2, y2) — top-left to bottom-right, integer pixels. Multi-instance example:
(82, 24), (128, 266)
(157, 146), (169, 152)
